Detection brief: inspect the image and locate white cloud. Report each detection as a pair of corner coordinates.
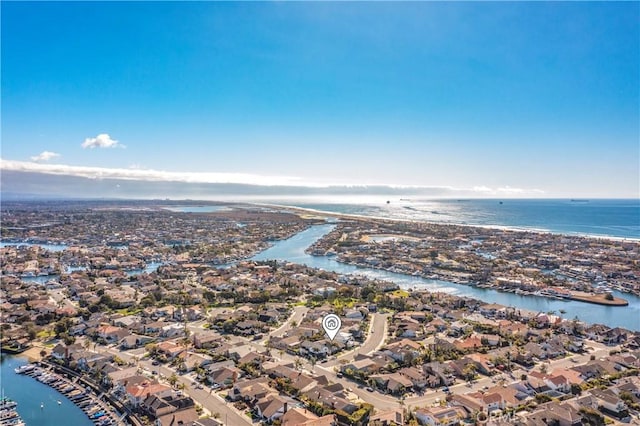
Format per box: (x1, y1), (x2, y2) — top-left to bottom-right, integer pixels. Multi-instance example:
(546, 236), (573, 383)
(472, 186), (493, 193)
(30, 151), (61, 162)
(81, 134), (124, 149)
(471, 185), (544, 195)
(0, 159), (547, 196)
(0, 159), (307, 186)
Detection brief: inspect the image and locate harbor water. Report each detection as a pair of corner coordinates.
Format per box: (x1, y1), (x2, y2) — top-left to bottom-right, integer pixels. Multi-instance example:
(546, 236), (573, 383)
(251, 224), (640, 331)
(0, 356), (93, 426)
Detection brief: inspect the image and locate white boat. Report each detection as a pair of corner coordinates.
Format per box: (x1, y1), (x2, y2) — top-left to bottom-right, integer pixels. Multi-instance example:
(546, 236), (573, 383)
(13, 364), (34, 374)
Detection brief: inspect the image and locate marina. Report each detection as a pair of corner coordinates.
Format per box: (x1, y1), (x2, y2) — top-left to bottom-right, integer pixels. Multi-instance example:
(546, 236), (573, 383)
(1, 356), (110, 426)
(0, 397), (25, 426)
(15, 363), (123, 426)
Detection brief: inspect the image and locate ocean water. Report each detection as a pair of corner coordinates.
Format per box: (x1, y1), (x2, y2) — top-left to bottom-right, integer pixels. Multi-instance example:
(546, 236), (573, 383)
(273, 198), (640, 239)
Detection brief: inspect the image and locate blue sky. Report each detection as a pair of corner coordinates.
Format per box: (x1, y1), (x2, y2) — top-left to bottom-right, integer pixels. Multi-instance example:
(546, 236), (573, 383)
(1, 1), (638, 197)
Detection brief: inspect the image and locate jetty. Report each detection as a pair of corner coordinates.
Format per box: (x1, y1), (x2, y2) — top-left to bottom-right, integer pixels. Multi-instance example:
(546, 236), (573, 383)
(569, 291), (629, 306)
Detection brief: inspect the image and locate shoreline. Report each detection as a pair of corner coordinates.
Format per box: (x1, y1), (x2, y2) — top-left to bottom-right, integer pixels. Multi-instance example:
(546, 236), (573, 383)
(252, 202), (640, 242)
(314, 254), (632, 307)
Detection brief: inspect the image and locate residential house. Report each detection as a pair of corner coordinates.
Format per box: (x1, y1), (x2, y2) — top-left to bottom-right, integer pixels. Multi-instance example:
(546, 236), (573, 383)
(414, 406), (465, 426)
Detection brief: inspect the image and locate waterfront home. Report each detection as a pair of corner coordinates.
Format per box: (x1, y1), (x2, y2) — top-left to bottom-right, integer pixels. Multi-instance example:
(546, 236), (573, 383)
(51, 342), (82, 361)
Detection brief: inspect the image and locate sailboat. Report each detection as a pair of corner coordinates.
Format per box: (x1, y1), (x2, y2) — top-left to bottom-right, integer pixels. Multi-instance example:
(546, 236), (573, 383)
(40, 402), (44, 409)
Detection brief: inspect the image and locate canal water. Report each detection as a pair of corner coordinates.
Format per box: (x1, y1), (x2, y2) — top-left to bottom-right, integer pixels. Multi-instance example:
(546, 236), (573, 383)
(0, 242), (68, 252)
(251, 224), (640, 331)
(0, 356), (93, 426)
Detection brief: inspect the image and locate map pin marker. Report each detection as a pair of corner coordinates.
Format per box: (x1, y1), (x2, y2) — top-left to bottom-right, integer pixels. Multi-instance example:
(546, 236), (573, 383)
(322, 314), (342, 341)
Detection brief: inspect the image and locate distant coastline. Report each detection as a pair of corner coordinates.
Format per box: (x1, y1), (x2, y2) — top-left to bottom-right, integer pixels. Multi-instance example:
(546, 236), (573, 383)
(253, 200), (640, 242)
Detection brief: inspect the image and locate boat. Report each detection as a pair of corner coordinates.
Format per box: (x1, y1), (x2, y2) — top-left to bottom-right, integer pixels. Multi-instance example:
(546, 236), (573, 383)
(13, 364), (35, 374)
(0, 400), (17, 410)
(40, 402), (44, 410)
(57, 400), (61, 405)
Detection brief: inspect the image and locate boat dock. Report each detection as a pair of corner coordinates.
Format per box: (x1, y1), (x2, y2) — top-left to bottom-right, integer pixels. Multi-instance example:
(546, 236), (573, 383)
(0, 397), (25, 426)
(16, 364), (125, 426)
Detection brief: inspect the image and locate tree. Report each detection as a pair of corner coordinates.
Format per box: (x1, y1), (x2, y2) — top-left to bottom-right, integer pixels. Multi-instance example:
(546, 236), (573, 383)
(168, 373), (178, 387)
(463, 363), (478, 382)
(571, 383), (582, 395)
(539, 363), (548, 375)
(535, 393), (552, 403)
(145, 343), (159, 357)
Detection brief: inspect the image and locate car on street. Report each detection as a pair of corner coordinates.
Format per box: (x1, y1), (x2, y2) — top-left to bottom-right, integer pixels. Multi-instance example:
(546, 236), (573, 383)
(366, 387), (374, 392)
